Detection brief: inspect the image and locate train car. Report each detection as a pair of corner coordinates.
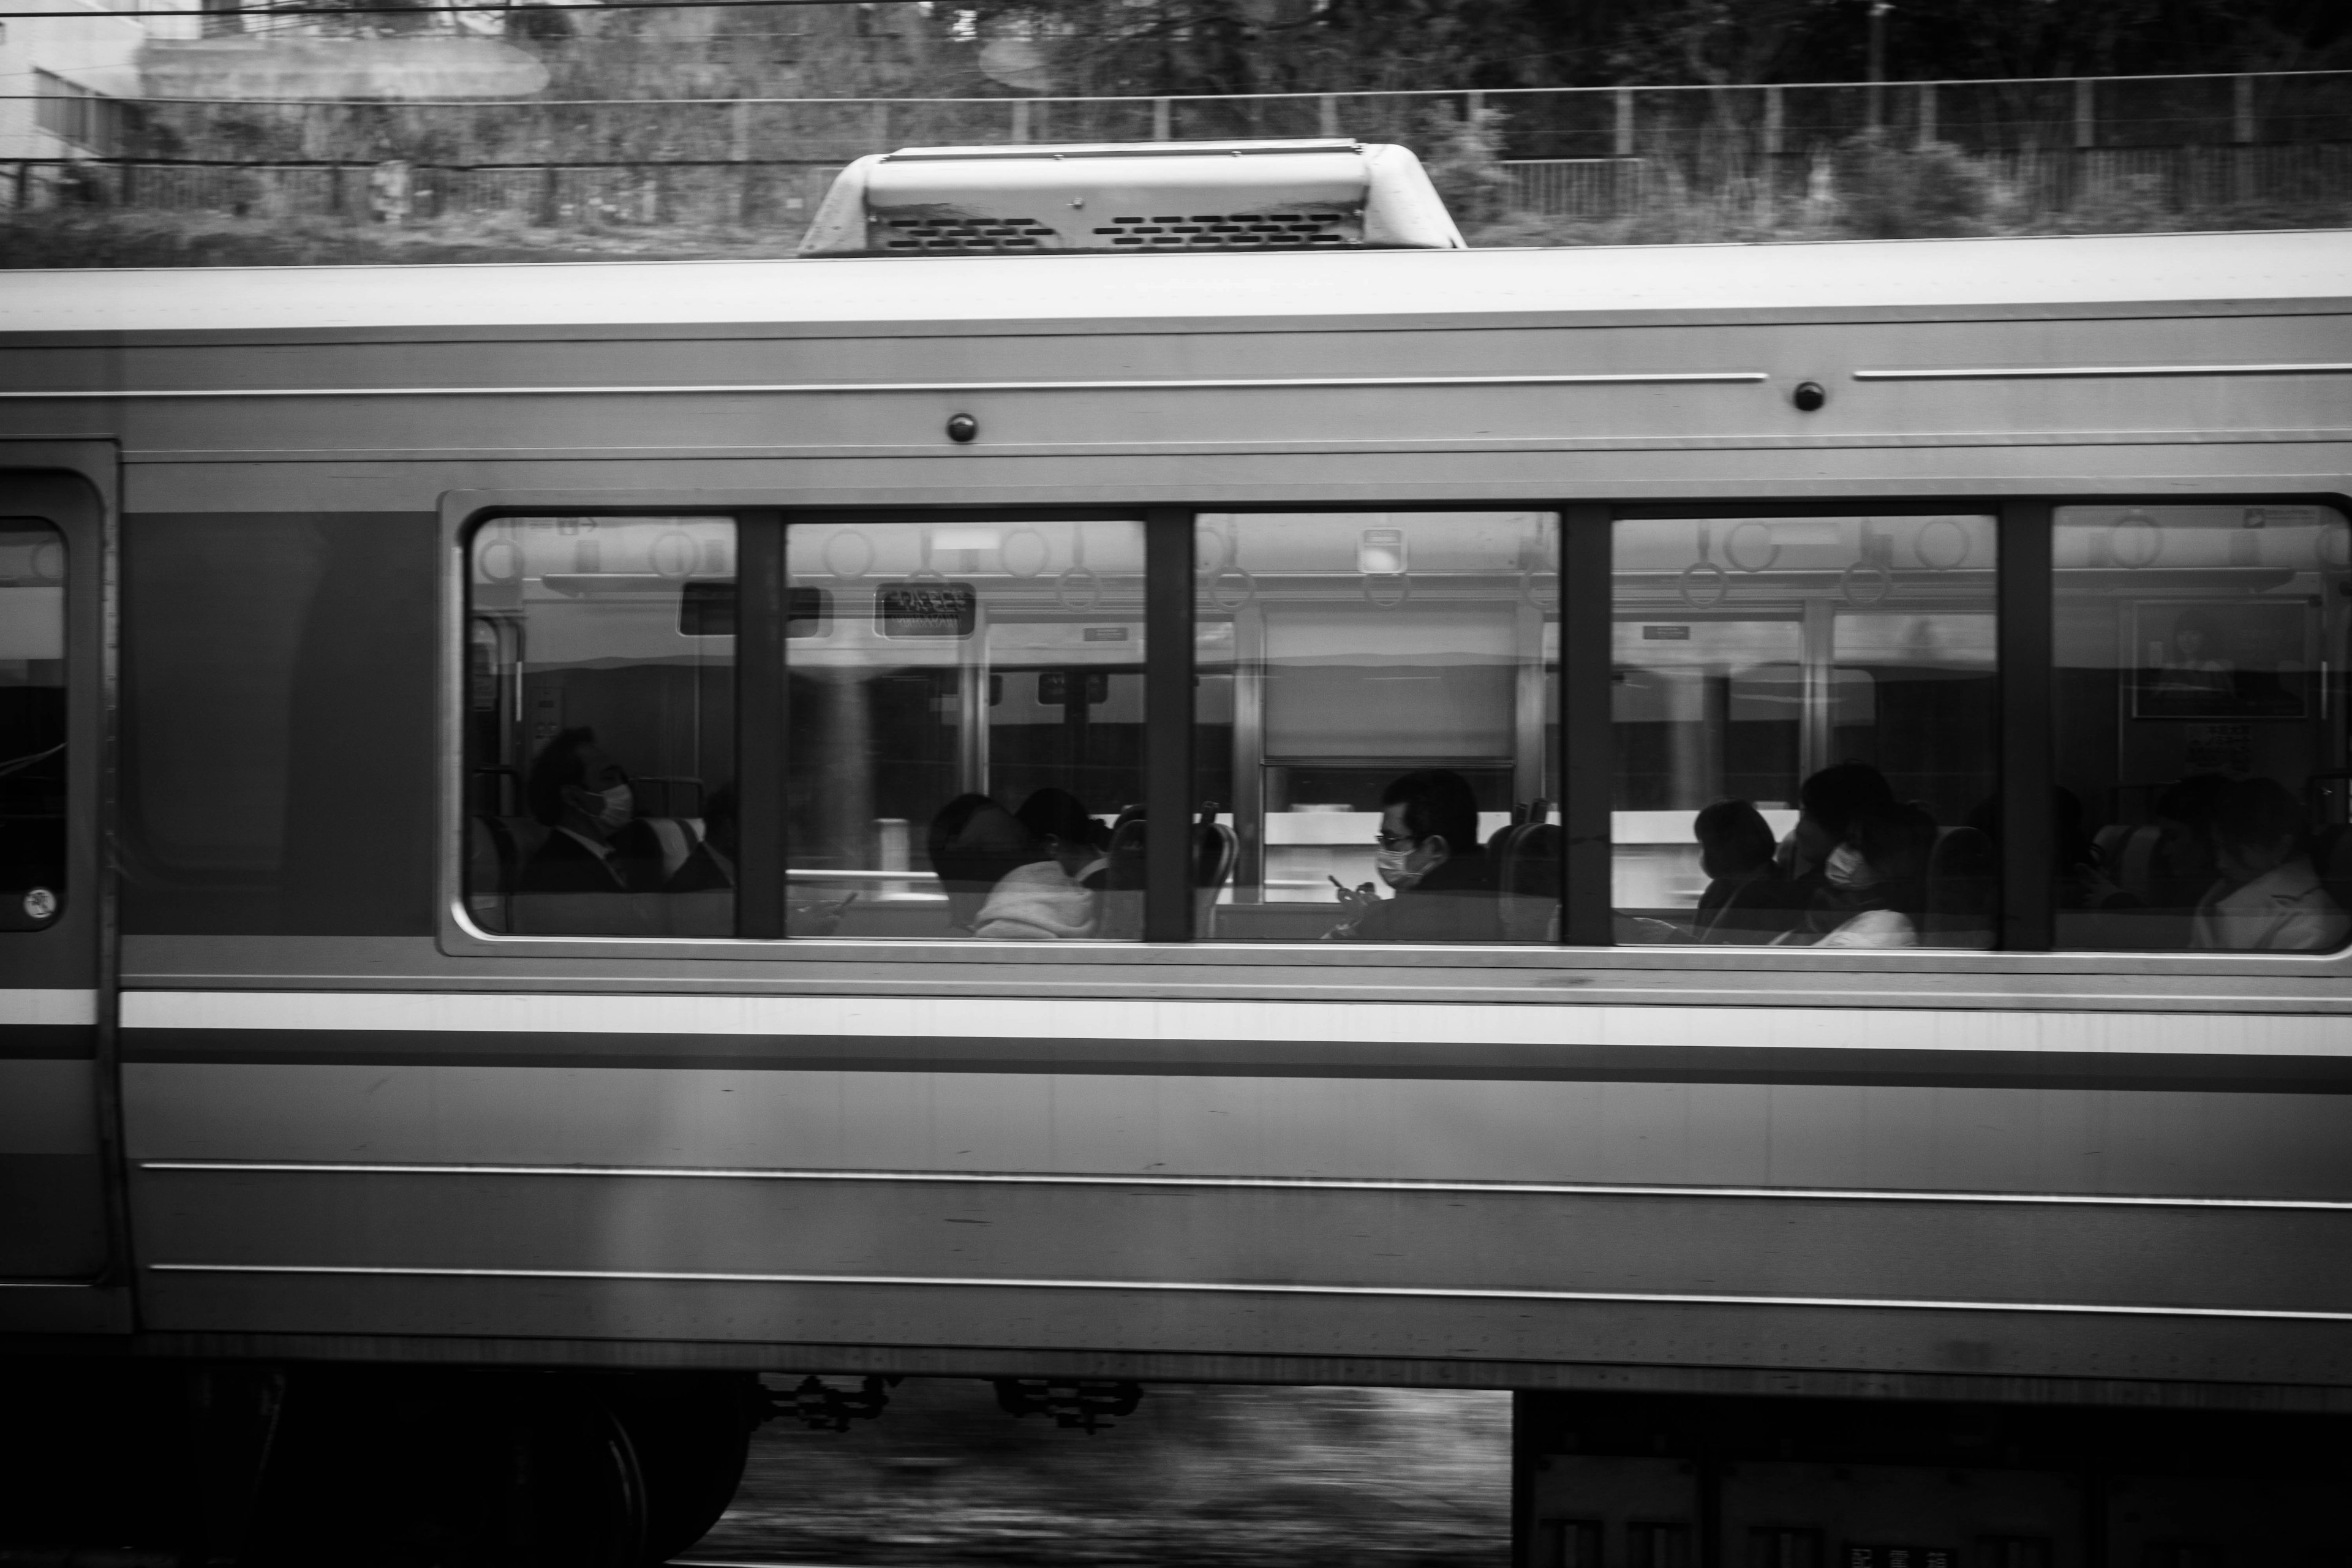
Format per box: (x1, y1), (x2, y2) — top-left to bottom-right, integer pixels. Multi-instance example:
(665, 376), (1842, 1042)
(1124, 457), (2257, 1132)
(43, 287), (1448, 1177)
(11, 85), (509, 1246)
(2, 141), (2350, 1565)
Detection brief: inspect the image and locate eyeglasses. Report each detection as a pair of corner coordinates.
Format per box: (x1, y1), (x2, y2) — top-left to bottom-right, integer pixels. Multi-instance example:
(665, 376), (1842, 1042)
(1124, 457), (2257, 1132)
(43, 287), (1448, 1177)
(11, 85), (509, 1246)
(1374, 831), (1419, 850)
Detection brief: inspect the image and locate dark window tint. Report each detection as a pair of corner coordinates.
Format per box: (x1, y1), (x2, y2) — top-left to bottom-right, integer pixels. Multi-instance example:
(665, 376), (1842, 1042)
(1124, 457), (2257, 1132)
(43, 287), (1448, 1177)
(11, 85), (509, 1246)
(1613, 516), (1999, 949)
(2054, 503), (2351, 952)
(1196, 511), (1560, 943)
(0, 522), (66, 930)
(466, 517), (737, 937)
(786, 519), (1147, 940)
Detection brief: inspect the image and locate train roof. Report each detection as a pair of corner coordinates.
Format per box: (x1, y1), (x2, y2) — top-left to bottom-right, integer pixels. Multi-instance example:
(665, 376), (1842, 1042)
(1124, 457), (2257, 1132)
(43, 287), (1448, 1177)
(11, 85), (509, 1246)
(3, 228), (2348, 337)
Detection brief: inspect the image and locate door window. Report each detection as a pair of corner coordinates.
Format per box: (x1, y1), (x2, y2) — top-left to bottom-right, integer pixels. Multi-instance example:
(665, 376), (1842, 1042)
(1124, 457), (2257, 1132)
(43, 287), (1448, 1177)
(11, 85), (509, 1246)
(0, 522), (66, 930)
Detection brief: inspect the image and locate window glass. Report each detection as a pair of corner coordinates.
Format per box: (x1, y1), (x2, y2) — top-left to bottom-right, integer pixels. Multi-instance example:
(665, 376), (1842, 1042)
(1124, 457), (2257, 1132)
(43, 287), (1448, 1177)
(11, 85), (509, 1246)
(0, 522), (66, 930)
(1613, 515), (1999, 948)
(786, 519), (1147, 940)
(1196, 511), (1559, 943)
(465, 517), (737, 937)
(2054, 503), (2351, 952)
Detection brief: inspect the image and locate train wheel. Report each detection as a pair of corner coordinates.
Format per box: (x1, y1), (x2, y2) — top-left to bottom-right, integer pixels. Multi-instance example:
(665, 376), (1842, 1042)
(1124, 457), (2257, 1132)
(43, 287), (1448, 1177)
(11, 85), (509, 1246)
(605, 1373), (756, 1566)
(252, 1370), (649, 1568)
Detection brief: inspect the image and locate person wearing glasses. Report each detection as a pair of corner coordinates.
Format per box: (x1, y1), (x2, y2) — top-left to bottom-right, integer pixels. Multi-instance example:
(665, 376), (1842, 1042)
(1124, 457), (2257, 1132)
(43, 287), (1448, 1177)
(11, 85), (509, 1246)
(1327, 769), (1501, 943)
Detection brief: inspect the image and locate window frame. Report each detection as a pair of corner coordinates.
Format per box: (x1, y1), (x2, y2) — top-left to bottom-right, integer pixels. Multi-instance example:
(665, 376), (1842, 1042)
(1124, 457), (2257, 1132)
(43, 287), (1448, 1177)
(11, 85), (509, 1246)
(438, 491), (2352, 979)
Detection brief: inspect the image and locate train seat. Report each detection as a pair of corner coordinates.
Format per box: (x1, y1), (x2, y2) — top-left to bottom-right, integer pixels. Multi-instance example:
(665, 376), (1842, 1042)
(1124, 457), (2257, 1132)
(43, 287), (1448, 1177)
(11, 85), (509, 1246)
(1924, 824), (1996, 947)
(1494, 822), (1562, 943)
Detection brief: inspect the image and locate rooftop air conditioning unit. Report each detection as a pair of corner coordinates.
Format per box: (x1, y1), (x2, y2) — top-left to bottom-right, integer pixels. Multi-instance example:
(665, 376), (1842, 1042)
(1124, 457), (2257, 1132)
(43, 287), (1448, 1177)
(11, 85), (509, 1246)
(797, 138), (1466, 257)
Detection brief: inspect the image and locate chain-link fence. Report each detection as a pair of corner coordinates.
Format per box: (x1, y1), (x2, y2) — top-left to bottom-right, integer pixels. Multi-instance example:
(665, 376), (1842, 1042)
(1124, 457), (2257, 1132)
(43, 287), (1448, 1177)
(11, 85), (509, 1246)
(6, 69), (2348, 234)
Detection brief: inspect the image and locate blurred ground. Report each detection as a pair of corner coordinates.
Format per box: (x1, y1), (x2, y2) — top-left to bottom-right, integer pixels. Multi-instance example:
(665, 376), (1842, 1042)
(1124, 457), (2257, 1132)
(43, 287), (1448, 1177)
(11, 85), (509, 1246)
(684, 1381), (1510, 1568)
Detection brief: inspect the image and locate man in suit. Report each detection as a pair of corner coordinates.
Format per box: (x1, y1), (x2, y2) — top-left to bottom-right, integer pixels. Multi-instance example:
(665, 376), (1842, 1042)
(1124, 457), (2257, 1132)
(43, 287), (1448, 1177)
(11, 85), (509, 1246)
(517, 726), (663, 894)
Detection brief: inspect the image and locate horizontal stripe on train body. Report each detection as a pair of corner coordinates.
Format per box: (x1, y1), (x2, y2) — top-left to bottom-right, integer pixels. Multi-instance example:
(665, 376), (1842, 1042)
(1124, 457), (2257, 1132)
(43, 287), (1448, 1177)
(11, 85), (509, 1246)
(0, 990), (99, 1028)
(114, 990), (2352, 1060)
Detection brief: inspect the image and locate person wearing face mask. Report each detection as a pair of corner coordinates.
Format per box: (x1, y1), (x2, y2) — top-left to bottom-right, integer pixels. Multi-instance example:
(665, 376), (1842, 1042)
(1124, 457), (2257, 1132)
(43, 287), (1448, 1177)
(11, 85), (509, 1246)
(517, 726), (664, 894)
(2191, 777), (2348, 951)
(1327, 769), (1501, 943)
(1779, 761), (1897, 891)
(1782, 801), (1937, 948)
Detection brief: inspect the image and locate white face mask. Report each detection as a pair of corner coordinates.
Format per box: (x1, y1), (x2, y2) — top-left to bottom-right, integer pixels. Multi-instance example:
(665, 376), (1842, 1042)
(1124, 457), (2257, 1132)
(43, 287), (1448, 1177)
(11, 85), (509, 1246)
(572, 782), (634, 831)
(1373, 846), (1420, 889)
(1823, 840), (1875, 890)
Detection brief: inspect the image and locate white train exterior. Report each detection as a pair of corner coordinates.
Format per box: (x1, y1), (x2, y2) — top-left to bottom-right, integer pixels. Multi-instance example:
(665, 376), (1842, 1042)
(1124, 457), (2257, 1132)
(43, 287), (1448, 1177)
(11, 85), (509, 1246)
(2, 222), (2348, 1565)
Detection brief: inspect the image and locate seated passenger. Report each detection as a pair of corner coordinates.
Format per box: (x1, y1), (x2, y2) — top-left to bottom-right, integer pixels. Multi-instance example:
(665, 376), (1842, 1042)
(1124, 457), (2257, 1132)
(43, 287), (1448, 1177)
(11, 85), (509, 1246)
(1692, 799), (1801, 943)
(1016, 788), (1110, 889)
(1790, 801), (1937, 949)
(516, 727), (663, 894)
(971, 857), (1099, 940)
(2190, 777), (2350, 952)
(951, 786), (1106, 941)
(1328, 769), (1501, 943)
(1780, 761), (1898, 901)
(927, 793), (1042, 933)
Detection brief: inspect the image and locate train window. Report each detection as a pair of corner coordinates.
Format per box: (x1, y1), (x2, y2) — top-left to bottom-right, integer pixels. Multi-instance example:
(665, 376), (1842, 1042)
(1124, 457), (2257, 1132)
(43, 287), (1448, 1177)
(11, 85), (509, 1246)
(1612, 514), (2000, 948)
(1195, 511), (1560, 943)
(0, 522), (66, 930)
(2052, 503), (2351, 952)
(784, 519), (1148, 940)
(464, 517), (738, 937)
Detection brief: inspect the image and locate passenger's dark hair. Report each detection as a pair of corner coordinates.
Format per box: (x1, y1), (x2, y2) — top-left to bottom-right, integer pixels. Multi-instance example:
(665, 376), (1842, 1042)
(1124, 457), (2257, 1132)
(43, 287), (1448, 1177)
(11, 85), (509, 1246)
(929, 793), (1006, 872)
(526, 726), (599, 826)
(1382, 769), (1481, 854)
(926, 793), (1038, 894)
(2211, 776), (2302, 853)
(1800, 761), (1897, 839)
(1694, 800), (1777, 877)
(1016, 788), (1102, 851)
(2155, 772), (2229, 832)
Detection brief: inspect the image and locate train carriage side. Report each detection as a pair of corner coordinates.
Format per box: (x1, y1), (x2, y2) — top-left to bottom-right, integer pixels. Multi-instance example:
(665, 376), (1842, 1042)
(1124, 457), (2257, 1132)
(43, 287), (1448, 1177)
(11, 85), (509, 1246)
(2, 229), (2351, 1563)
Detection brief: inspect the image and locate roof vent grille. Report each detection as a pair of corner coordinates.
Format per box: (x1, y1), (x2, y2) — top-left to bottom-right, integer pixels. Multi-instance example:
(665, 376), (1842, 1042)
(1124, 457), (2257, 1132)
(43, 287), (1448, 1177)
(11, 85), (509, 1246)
(1093, 210), (1357, 249)
(799, 139), (1463, 257)
(879, 216), (1057, 252)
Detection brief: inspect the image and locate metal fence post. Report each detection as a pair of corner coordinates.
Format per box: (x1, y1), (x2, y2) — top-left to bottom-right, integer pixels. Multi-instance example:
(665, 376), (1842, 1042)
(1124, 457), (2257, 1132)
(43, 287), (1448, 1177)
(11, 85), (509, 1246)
(1011, 97), (1029, 143)
(1152, 96), (1170, 140)
(1613, 87), (1634, 157)
(1318, 94), (1337, 138)
(1915, 81), (1936, 148)
(2073, 77), (2095, 149)
(2233, 74), (2255, 143)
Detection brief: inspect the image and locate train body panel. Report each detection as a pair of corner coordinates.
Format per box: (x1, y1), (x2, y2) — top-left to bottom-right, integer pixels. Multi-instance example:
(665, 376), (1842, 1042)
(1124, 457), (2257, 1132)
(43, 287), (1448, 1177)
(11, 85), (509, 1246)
(4, 231), (2351, 1411)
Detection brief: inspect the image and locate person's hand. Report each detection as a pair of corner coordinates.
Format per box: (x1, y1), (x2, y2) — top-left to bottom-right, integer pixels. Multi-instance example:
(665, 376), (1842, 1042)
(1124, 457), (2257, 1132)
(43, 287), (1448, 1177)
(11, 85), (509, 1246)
(1329, 875), (1382, 918)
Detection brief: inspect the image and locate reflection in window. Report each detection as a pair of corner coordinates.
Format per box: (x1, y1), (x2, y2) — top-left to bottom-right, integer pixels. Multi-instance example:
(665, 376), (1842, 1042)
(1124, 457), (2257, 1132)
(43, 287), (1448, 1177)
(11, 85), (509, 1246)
(1613, 516), (1999, 948)
(2054, 504), (2351, 952)
(465, 518), (737, 937)
(786, 519), (1147, 940)
(1196, 512), (1559, 943)
(0, 524), (66, 930)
